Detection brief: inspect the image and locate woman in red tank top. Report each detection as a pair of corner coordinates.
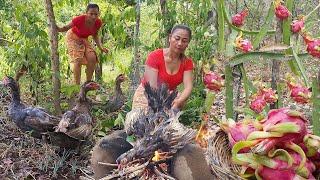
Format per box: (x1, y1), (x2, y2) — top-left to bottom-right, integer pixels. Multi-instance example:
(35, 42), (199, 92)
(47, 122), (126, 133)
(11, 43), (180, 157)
(132, 24), (194, 111)
(56, 4), (108, 85)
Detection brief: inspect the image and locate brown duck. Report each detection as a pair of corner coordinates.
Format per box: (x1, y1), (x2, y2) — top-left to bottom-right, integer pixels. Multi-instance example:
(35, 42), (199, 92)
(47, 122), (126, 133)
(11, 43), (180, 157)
(100, 74), (126, 114)
(55, 81), (100, 140)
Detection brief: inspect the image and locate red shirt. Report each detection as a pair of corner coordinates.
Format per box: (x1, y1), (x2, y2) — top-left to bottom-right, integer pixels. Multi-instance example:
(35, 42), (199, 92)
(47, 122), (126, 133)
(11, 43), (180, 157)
(142, 49), (194, 90)
(71, 15), (102, 38)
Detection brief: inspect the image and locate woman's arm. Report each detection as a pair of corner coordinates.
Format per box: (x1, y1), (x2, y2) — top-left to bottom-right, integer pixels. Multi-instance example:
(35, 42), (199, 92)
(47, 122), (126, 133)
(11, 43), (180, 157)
(144, 65), (158, 89)
(172, 70), (193, 109)
(56, 22), (72, 32)
(93, 34), (108, 53)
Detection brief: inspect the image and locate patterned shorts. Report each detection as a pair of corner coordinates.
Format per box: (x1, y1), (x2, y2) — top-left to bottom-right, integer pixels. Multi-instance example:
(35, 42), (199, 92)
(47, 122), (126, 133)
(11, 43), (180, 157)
(65, 30), (98, 65)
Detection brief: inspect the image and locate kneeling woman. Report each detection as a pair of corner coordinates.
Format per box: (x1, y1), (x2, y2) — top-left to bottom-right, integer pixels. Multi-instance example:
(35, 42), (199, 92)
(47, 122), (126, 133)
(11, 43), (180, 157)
(133, 24), (194, 111)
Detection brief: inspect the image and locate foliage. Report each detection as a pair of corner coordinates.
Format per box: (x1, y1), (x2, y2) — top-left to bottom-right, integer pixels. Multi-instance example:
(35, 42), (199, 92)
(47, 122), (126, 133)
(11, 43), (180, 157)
(179, 83), (206, 126)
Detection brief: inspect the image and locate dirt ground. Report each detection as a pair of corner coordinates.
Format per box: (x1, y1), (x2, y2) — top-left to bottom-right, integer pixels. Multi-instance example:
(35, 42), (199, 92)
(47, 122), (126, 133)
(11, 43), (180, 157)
(0, 56), (319, 179)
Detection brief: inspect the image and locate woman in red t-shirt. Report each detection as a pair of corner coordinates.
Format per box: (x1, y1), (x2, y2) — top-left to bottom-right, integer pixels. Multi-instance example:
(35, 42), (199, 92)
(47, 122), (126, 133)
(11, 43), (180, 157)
(132, 24), (194, 111)
(56, 4), (108, 84)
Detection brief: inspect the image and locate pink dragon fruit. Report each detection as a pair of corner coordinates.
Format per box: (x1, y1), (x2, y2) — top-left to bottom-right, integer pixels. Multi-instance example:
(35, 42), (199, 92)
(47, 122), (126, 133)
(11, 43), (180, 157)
(291, 19), (304, 33)
(232, 9), (248, 27)
(258, 152), (316, 180)
(203, 71), (224, 92)
(301, 134), (320, 169)
(259, 166), (297, 180)
(249, 108), (308, 154)
(306, 39), (320, 58)
(260, 88), (278, 104)
(287, 82), (311, 104)
(250, 95), (267, 113)
(274, 1), (290, 20)
(220, 119), (261, 152)
(236, 39), (253, 53)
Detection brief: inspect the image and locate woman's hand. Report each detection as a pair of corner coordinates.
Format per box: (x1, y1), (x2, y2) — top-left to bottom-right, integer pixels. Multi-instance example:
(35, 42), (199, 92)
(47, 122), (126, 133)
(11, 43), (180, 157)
(56, 22), (72, 32)
(100, 47), (109, 54)
(172, 98), (184, 110)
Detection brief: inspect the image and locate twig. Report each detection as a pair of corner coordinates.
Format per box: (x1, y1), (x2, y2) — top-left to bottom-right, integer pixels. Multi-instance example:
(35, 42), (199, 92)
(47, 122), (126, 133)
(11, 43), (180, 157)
(0, 38), (12, 44)
(153, 166), (176, 180)
(79, 168), (95, 180)
(100, 161), (149, 180)
(304, 2), (320, 20)
(0, 142), (13, 159)
(98, 161), (118, 167)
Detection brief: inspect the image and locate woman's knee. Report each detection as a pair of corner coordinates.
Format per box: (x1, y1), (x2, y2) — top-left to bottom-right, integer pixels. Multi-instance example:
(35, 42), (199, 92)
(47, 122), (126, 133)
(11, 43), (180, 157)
(86, 51), (97, 63)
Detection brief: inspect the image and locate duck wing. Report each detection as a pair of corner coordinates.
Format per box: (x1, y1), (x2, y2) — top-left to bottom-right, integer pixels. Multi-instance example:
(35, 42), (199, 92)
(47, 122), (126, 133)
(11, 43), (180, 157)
(55, 110), (76, 133)
(20, 107), (60, 138)
(64, 113), (93, 140)
(23, 107), (60, 132)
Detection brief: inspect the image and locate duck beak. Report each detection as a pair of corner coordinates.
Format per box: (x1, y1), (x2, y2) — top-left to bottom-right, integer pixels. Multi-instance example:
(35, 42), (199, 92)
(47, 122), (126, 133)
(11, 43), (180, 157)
(1, 77), (8, 86)
(93, 83), (100, 90)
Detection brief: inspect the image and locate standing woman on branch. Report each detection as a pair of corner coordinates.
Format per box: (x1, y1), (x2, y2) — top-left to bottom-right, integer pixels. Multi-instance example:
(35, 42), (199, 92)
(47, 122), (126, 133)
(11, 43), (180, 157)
(56, 3), (108, 84)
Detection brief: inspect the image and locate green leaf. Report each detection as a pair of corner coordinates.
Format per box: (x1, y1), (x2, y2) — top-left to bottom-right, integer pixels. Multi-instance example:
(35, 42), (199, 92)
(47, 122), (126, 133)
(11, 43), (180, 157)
(252, 3), (275, 49)
(225, 65), (233, 119)
(312, 76), (320, 136)
(217, 0), (225, 52)
(97, 131), (107, 137)
(228, 51), (309, 67)
(204, 91), (215, 113)
(239, 64), (256, 106)
(291, 47), (310, 87)
(61, 84), (80, 98)
(126, 135), (136, 143)
(114, 113), (125, 127)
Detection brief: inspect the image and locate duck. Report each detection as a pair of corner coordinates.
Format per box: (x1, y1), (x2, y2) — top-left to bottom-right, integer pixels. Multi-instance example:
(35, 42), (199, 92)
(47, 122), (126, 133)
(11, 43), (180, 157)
(1, 76), (60, 139)
(98, 74), (126, 114)
(55, 81), (100, 140)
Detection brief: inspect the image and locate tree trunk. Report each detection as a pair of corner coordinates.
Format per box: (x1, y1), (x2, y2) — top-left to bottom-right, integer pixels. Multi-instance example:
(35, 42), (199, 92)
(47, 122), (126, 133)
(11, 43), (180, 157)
(160, 0), (169, 46)
(95, 37), (104, 82)
(130, 0), (141, 90)
(44, 0), (62, 115)
(270, 21), (282, 110)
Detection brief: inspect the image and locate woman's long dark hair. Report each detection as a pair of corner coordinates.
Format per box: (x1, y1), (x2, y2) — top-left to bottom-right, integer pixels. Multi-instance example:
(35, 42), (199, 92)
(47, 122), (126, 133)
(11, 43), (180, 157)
(86, 3), (99, 12)
(170, 24), (192, 41)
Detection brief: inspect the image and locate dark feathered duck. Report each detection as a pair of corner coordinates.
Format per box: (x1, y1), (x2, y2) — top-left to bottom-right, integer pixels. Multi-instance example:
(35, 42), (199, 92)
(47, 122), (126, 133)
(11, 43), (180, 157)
(55, 81), (100, 140)
(100, 74), (126, 114)
(1, 76), (60, 138)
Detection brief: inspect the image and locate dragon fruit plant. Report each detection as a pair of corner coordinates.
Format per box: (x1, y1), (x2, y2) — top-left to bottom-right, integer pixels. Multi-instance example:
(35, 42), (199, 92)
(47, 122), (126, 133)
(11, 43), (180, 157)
(274, 0), (290, 20)
(235, 32), (253, 53)
(231, 9), (248, 27)
(203, 70), (224, 92)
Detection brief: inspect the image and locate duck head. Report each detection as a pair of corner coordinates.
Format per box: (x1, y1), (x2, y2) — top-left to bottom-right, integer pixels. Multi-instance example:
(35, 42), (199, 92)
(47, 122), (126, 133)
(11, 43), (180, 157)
(116, 74), (126, 84)
(2, 76), (18, 91)
(79, 81), (100, 102)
